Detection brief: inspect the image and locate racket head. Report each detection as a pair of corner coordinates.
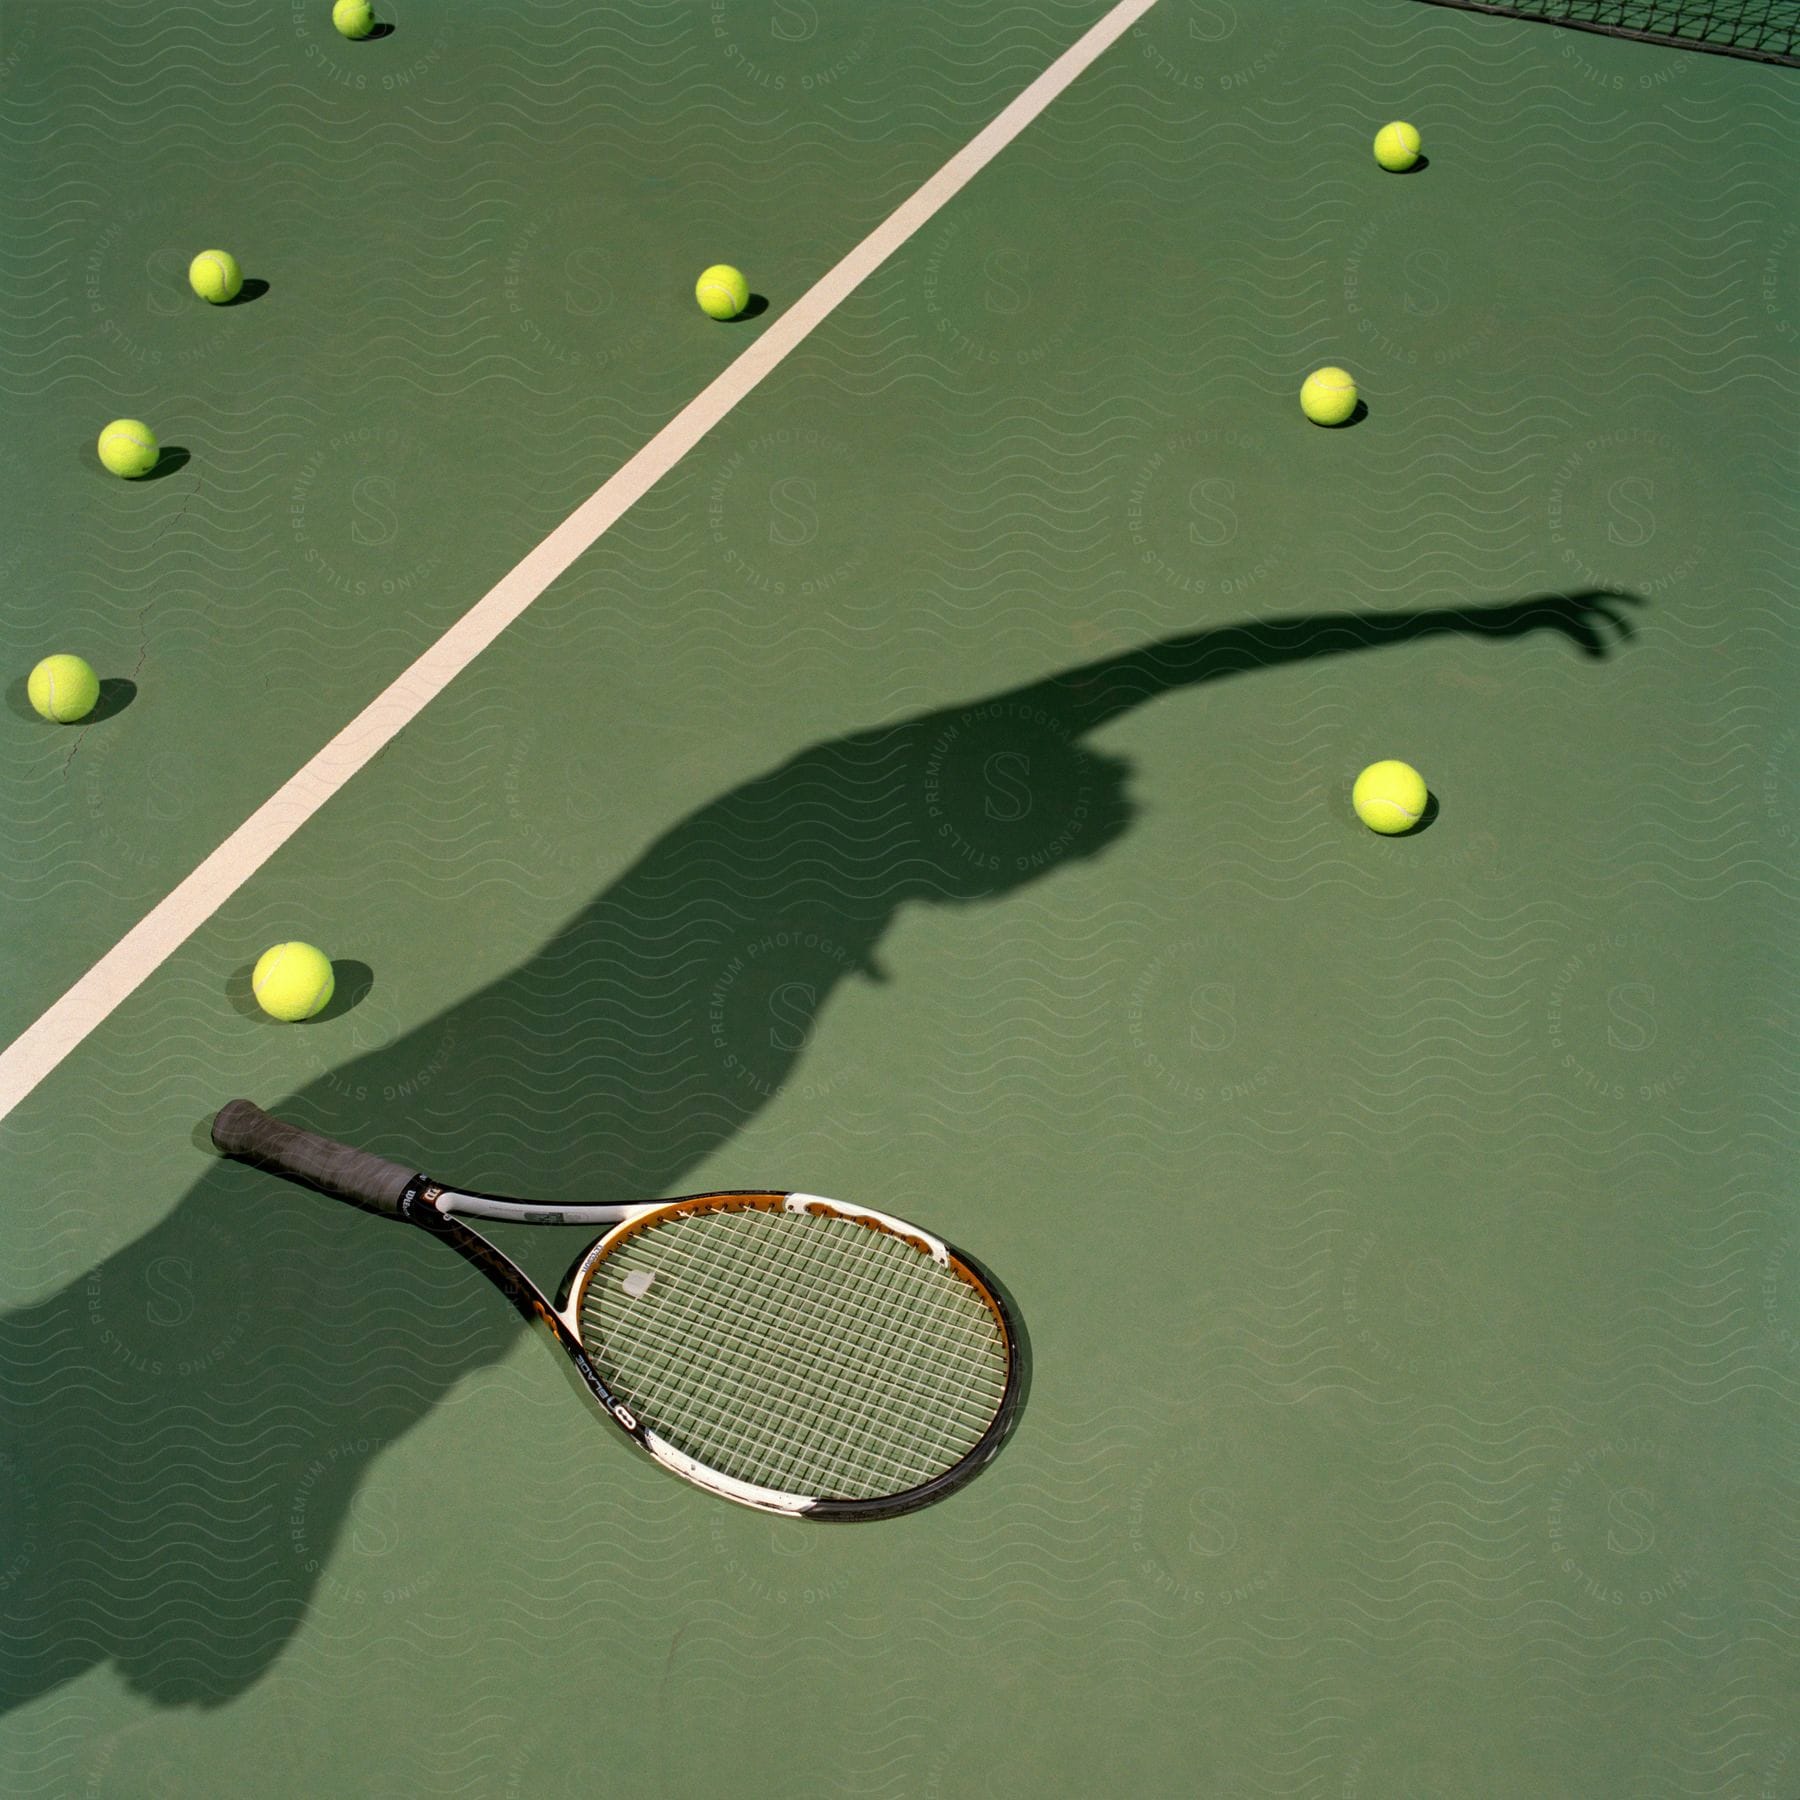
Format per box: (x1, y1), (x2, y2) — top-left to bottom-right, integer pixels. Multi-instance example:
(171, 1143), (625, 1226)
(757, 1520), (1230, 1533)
(566, 1191), (1020, 1520)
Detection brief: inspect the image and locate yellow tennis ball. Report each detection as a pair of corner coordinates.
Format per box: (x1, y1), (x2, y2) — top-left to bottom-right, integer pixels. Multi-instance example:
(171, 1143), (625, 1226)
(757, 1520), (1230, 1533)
(1352, 760), (1429, 835)
(253, 942), (336, 1021)
(1374, 121), (1422, 172)
(695, 264), (749, 320)
(27, 654), (100, 723)
(332, 0), (376, 37)
(188, 249), (242, 304)
(97, 418), (160, 478)
(1300, 367), (1358, 426)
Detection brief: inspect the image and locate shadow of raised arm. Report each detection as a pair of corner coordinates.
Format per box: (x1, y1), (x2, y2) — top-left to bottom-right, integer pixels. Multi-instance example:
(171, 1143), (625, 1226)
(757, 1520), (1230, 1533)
(986, 588), (1644, 743)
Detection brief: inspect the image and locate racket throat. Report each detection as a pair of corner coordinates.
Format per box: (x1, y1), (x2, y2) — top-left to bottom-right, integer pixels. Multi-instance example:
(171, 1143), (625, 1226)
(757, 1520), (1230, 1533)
(407, 1196), (648, 1445)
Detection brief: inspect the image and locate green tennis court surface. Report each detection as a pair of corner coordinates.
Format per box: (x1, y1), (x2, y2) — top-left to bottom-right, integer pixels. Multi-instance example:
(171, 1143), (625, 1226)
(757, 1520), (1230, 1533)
(1, 1), (1795, 1793)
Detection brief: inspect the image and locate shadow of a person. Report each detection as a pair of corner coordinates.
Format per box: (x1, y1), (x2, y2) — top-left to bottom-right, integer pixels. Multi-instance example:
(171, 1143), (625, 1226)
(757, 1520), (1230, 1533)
(0, 589), (1638, 1712)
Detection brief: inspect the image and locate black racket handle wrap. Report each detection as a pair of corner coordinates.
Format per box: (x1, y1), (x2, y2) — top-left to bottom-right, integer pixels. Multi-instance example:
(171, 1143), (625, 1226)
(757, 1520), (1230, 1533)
(211, 1099), (420, 1215)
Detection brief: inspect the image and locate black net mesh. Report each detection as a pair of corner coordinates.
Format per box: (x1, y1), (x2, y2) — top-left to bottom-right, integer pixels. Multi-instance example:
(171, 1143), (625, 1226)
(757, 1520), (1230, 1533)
(1411, 0), (1800, 66)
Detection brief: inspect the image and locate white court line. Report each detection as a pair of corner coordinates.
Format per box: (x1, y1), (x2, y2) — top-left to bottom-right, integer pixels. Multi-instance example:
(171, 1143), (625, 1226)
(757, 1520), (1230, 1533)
(0, 0), (1160, 1125)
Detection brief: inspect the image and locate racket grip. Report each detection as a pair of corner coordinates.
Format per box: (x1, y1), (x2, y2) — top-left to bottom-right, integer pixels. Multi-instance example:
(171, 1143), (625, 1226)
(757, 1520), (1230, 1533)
(211, 1100), (419, 1215)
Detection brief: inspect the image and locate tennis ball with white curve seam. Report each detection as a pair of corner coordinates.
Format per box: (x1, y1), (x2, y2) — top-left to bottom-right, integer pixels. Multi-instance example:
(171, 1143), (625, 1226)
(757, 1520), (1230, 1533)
(27, 654), (100, 722)
(188, 249), (242, 304)
(1300, 367), (1358, 427)
(1352, 760), (1429, 835)
(332, 0), (376, 38)
(1374, 121), (1421, 172)
(97, 419), (159, 478)
(253, 943), (336, 1021)
(695, 264), (749, 320)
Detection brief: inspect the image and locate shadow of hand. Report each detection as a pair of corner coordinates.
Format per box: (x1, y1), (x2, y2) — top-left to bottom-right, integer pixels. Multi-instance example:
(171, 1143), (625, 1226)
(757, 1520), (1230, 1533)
(1473, 588), (1643, 659)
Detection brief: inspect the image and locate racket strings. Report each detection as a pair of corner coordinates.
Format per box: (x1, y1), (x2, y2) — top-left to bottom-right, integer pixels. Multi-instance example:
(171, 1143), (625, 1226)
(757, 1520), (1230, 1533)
(715, 1211), (1004, 1425)
(579, 1205), (1008, 1501)
(784, 1217), (1004, 1492)
(700, 1214), (992, 1496)
(690, 1216), (1006, 1455)
(593, 1218), (950, 1496)
(607, 1211), (1005, 1439)
(613, 1224), (940, 1490)
(607, 1215), (996, 1495)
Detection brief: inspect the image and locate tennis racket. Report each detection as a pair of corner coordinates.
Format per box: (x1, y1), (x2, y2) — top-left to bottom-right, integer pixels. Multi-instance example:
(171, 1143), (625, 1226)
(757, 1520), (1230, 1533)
(210, 1100), (1020, 1520)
